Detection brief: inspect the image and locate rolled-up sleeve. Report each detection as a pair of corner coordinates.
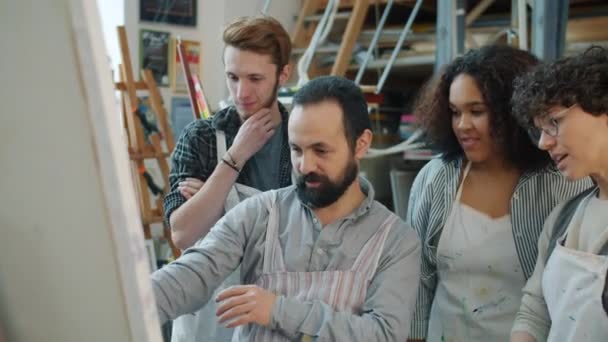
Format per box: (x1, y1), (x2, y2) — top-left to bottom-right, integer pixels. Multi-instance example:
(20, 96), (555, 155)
(511, 204), (563, 341)
(270, 224), (421, 341)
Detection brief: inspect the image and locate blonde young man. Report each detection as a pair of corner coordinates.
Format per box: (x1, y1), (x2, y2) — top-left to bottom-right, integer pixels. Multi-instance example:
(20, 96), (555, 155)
(164, 16), (293, 342)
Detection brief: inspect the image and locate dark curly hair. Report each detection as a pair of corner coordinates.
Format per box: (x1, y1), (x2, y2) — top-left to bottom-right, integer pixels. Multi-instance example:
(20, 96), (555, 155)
(512, 45), (608, 127)
(415, 45), (552, 171)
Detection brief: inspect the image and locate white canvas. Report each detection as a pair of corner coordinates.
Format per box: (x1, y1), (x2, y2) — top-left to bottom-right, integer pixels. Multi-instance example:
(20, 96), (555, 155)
(0, 1), (161, 341)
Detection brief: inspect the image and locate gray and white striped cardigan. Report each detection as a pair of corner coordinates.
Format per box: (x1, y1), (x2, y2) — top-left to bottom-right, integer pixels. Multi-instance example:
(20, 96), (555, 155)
(406, 157), (593, 339)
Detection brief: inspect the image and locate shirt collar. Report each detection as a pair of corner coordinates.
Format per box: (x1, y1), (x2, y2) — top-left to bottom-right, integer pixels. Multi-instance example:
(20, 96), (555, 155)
(353, 176), (375, 218)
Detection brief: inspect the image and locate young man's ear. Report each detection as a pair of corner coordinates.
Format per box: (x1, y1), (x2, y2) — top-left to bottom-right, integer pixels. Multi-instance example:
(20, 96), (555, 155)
(278, 63), (292, 86)
(354, 129), (373, 160)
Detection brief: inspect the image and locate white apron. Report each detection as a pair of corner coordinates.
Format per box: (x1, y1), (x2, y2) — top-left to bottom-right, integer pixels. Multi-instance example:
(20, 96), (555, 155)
(543, 192), (608, 342)
(232, 190), (398, 341)
(428, 162), (526, 342)
(171, 130), (261, 342)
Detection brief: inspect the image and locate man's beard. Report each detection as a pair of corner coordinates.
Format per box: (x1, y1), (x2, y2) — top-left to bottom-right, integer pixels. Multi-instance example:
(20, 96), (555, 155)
(262, 78), (279, 108)
(295, 158), (359, 209)
(237, 76), (279, 118)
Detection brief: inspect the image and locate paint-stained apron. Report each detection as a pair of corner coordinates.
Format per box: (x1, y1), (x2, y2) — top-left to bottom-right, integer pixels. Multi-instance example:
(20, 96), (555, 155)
(543, 193), (608, 341)
(428, 162), (526, 342)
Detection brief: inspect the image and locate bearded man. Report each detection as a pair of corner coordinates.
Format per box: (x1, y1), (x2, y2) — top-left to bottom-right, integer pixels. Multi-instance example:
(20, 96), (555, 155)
(152, 76), (421, 342)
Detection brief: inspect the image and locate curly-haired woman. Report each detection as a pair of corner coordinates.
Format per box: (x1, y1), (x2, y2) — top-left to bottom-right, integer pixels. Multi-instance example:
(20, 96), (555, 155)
(511, 46), (608, 342)
(406, 45), (593, 342)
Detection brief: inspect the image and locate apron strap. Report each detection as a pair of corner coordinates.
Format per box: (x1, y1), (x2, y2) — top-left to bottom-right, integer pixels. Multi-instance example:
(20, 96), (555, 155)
(455, 161), (472, 202)
(350, 214), (398, 281)
(262, 190), (282, 273)
(546, 187), (598, 263)
(216, 130), (227, 164)
(216, 130), (241, 212)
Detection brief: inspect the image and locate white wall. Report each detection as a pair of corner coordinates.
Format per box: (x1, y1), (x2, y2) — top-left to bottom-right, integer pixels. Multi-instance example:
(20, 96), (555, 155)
(97, 0), (125, 80)
(124, 0), (300, 111)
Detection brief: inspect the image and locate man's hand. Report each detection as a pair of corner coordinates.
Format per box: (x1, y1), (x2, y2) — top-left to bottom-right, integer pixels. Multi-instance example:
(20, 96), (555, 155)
(178, 178), (205, 200)
(215, 285), (277, 328)
(229, 108), (276, 166)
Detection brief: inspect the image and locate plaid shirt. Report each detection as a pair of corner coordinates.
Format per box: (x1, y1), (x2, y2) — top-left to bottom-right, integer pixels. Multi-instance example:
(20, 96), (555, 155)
(163, 103), (292, 225)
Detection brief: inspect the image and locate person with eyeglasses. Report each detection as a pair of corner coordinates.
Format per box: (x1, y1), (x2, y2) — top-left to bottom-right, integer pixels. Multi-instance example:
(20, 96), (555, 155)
(406, 45), (592, 342)
(510, 46), (608, 342)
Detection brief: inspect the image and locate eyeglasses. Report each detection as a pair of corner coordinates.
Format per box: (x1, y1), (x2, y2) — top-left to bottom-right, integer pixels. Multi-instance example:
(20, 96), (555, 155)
(527, 104), (577, 145)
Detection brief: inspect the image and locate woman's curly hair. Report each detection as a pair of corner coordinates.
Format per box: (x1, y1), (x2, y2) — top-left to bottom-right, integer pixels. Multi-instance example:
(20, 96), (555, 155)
(415, 44), (551, 171)
(512, 45), (608, 127)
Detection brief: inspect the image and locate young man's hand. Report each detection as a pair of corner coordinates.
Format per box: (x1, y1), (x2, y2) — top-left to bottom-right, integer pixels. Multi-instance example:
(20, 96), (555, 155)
(229, 108), (277, 166)
(178, 178), (205, 199)
(215, 285), (277, 328)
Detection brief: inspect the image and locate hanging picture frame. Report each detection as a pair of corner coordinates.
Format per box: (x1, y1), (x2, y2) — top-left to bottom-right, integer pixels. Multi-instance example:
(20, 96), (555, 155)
(139, 0), (197, 27)
(139, 29), (171, 87)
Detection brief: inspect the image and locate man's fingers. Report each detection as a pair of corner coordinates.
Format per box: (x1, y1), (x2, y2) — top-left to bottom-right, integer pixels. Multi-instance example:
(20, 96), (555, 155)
(216, 285), (252, 302)
(254, 108), (271, 117)
(178, 179), (204, 199)
(179, 185), (198, 196)
(184, 177), (204, 186)
(217, 301), (256, 324)
(246, 108), (271, 122)
(180, 179), (204, 190)
(224, 313), (253, 328)
(180, 188), (193, 199)
(216, 294), (249, 316)
(265, 128), (276, 138)
(262, 117), (274, 129)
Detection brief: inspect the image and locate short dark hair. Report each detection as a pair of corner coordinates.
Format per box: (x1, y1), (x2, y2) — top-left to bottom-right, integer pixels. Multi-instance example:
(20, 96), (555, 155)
(223, 16), (292, 71)
(512, 45), (608, 127)
(415, 45), (551, 171)
(292, 76), (371, 150)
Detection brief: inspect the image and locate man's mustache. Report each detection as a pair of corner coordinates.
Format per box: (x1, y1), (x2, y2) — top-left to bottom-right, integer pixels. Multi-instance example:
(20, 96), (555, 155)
(297, 173), (325, 184)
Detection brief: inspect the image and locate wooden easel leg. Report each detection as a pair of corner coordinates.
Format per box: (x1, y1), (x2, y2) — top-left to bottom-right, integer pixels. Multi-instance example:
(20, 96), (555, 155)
(163, 227), (181, 259)
(143, 224), (152, 240)
(116, 25), (180, 261)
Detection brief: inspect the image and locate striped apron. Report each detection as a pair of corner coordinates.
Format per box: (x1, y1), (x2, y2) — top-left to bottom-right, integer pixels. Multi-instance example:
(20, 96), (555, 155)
(232, 190), (398, 341)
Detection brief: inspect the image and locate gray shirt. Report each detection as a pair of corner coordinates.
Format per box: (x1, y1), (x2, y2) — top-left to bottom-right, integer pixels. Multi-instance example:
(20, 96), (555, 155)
(245, 124), (283, 191)
(152, 178), (421, 341)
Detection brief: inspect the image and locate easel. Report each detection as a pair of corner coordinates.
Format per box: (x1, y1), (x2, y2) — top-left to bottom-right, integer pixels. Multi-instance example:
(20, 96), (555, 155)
(115, 25), (180, 259)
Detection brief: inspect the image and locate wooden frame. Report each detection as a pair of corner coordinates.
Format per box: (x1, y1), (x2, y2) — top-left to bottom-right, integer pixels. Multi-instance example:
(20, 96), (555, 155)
(139, 0), (197, 27)
(170, 38), (201, 93)
(139, 29), (171, 87)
